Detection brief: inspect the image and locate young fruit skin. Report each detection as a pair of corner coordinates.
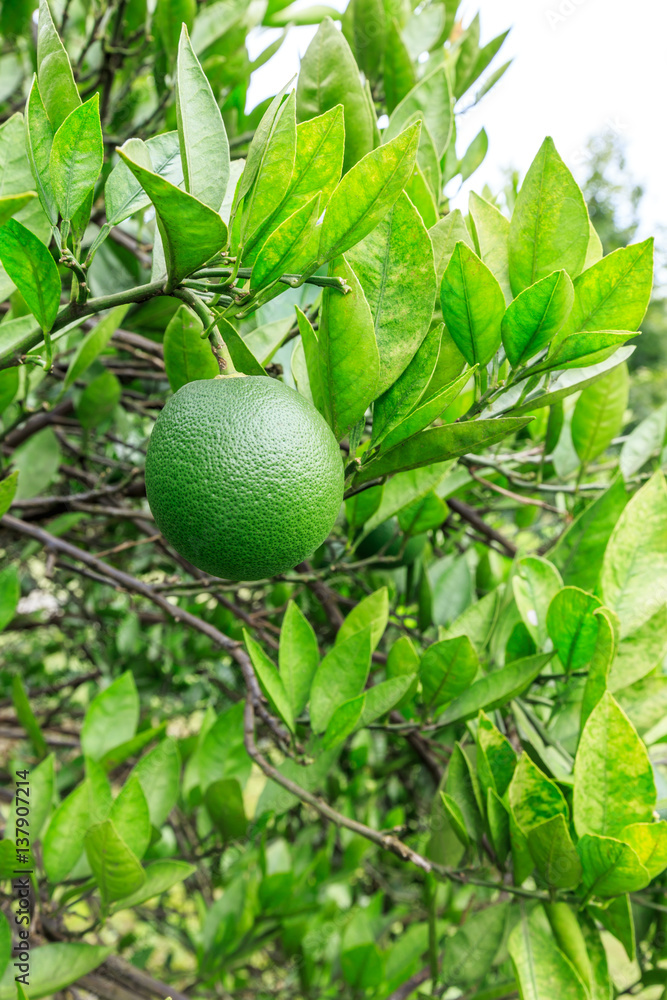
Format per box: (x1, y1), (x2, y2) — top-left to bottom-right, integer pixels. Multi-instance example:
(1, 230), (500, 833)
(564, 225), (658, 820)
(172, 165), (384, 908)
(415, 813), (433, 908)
(145, 376), (344, 581)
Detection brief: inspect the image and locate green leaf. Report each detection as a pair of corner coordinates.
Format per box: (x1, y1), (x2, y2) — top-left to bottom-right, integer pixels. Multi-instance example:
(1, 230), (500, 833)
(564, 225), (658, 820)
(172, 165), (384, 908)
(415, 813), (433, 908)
(581, 607), (618, 728)
(36, 0), (81, 130)
(0, 192), (37, 228)
(459, 127), (488, 183)
(110, 776), (151, 861)
(176, 25), (229, 210)
(216, 316), (265, 378)
(117, 148), (227, 287)
(589, 895), (634, 960)
(318, 255), (380, 439)
(559, 238), (654, 338)
(437, 653), (552, 725)
(621, 821), (667, 880)
(153, 0), (196, 59)
(584, 219), (604, 270)
(0, 218), (60, 332)
(620, 403), (667, 481)
(65, 304), (130, 388)
(0, 113), (51, 268)
(446, 742), (484, 843)
(362, 463), (453, 533)
(573, 691), (655, 838)
(205, 778), (248, 840)
(386, 635), (420, 701)
(571, 362), (629, 466)
(551, 477), (627, 593)
(371, 322), (443, 447)
(244, 630), (295, 733)
(533, 329), (636, 374)
(547, 587), (602, 672)
(279, 600), (319, 718)
(105, 132), (184, 226)
(543, 903), (594, 990)
(360, 675), (416, 727)
(110, 859), (196, 912)
(85, 819), (146, 905)
(49, 95), (103, 222)
(241, 91), (296, 248)
(509, 905), (588, 1000)
(81, 671), (139, 761)
(420, 634), (478, 712)
(8, 753), (54, 842)
(527, 814), (582, 890)
(609, 605), (667, 692)
(25, 75), (57, 225)
(430, 209), (475, 285)
(250, 193), (321, 289)
(398, 490), (448, 534)
(296, 18), (374, 174)
(383, 17), (416, 113)
(469, 190), (511, 304)
(441, 790), (470, 847)
(508, 907), (589, 1000)
(440, 241), (505, 366)
(385, 376), (474, 459)
(355, 417), (532, 484)
(163, 304), (219, 391)
(484, 347), (634, 418)
(237, 84), (292, 209)
(600, 472), (667, 637)
(501, 270), (574, 368)
(272, 105), (344, 233)
(349, 0), (386, 78)
(309, 626), (372, 733)
(347, 190), (436, 394)
(0, 943), (112, 1000)
(43, 781), (89, 881)
(198, 709), (250, 807)
(441, 904), (508, 990)
(131, 738), (181, 827)
(76, 370), (122, 429)
(487, 788), (511, 863)
(476, 710), (516, 796)
(509, 753), (569, 834)
(100, 723), (167, 773)
(318, 122), (420, 265)
(11, 426), (61, 500)
(337, 587), (388, 652)
(509, 137), (589, 295)
(0, 368), (18, 413)
(385, 65), (452, 158)
(322, 694), (365, 749)
(11, 675), (47, 757)
(512, 555), (563, 647)
(577, 833), (649, 897)
(0, 564), (19, 632)
(0, 912), (8, 981)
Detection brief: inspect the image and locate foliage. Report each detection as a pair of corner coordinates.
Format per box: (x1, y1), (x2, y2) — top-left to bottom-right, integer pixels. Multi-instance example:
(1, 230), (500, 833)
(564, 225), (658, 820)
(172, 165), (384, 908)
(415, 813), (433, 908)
(0, 2), (666, 999)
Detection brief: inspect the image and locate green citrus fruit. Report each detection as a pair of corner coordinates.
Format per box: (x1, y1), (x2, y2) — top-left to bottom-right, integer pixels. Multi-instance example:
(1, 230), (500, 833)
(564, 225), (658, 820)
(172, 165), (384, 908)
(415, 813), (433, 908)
(145, 376), (344, 581)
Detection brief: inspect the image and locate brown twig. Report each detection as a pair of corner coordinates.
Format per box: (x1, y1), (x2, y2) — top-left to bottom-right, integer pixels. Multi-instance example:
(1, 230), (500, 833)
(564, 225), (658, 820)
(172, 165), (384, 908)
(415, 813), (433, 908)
(468, 469), (564, 515)
(446, 498), (517, 558)
(386, 966), (431, 1000)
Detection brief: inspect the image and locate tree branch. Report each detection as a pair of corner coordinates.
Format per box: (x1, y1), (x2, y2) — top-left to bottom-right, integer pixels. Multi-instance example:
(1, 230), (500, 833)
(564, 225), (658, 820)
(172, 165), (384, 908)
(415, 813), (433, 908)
(1, 514), (551, 903)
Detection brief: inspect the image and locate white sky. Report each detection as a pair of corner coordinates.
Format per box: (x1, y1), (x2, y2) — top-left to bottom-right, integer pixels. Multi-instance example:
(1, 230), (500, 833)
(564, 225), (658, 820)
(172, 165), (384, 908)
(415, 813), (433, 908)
(247, 0), (666, 239)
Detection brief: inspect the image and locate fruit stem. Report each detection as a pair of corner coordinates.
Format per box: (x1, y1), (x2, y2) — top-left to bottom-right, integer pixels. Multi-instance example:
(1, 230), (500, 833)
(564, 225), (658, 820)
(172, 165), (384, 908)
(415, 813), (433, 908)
(173, 286), (234, 375)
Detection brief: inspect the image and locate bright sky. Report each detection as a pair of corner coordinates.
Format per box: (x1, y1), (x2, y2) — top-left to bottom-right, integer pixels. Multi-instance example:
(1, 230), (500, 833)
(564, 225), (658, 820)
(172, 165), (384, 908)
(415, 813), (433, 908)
(248, 0), (666, 240)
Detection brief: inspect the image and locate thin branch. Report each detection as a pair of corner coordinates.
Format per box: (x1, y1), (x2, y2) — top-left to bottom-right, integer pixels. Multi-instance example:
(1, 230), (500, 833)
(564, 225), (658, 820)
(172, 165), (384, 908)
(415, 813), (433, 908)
(386, 967), (431, 1000)
(447, 498), (517, 558)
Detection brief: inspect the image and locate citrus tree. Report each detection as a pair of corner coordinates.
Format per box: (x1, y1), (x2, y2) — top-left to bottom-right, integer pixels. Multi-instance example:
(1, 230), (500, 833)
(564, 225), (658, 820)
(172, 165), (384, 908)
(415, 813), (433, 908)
(1, 2), (666, 998)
